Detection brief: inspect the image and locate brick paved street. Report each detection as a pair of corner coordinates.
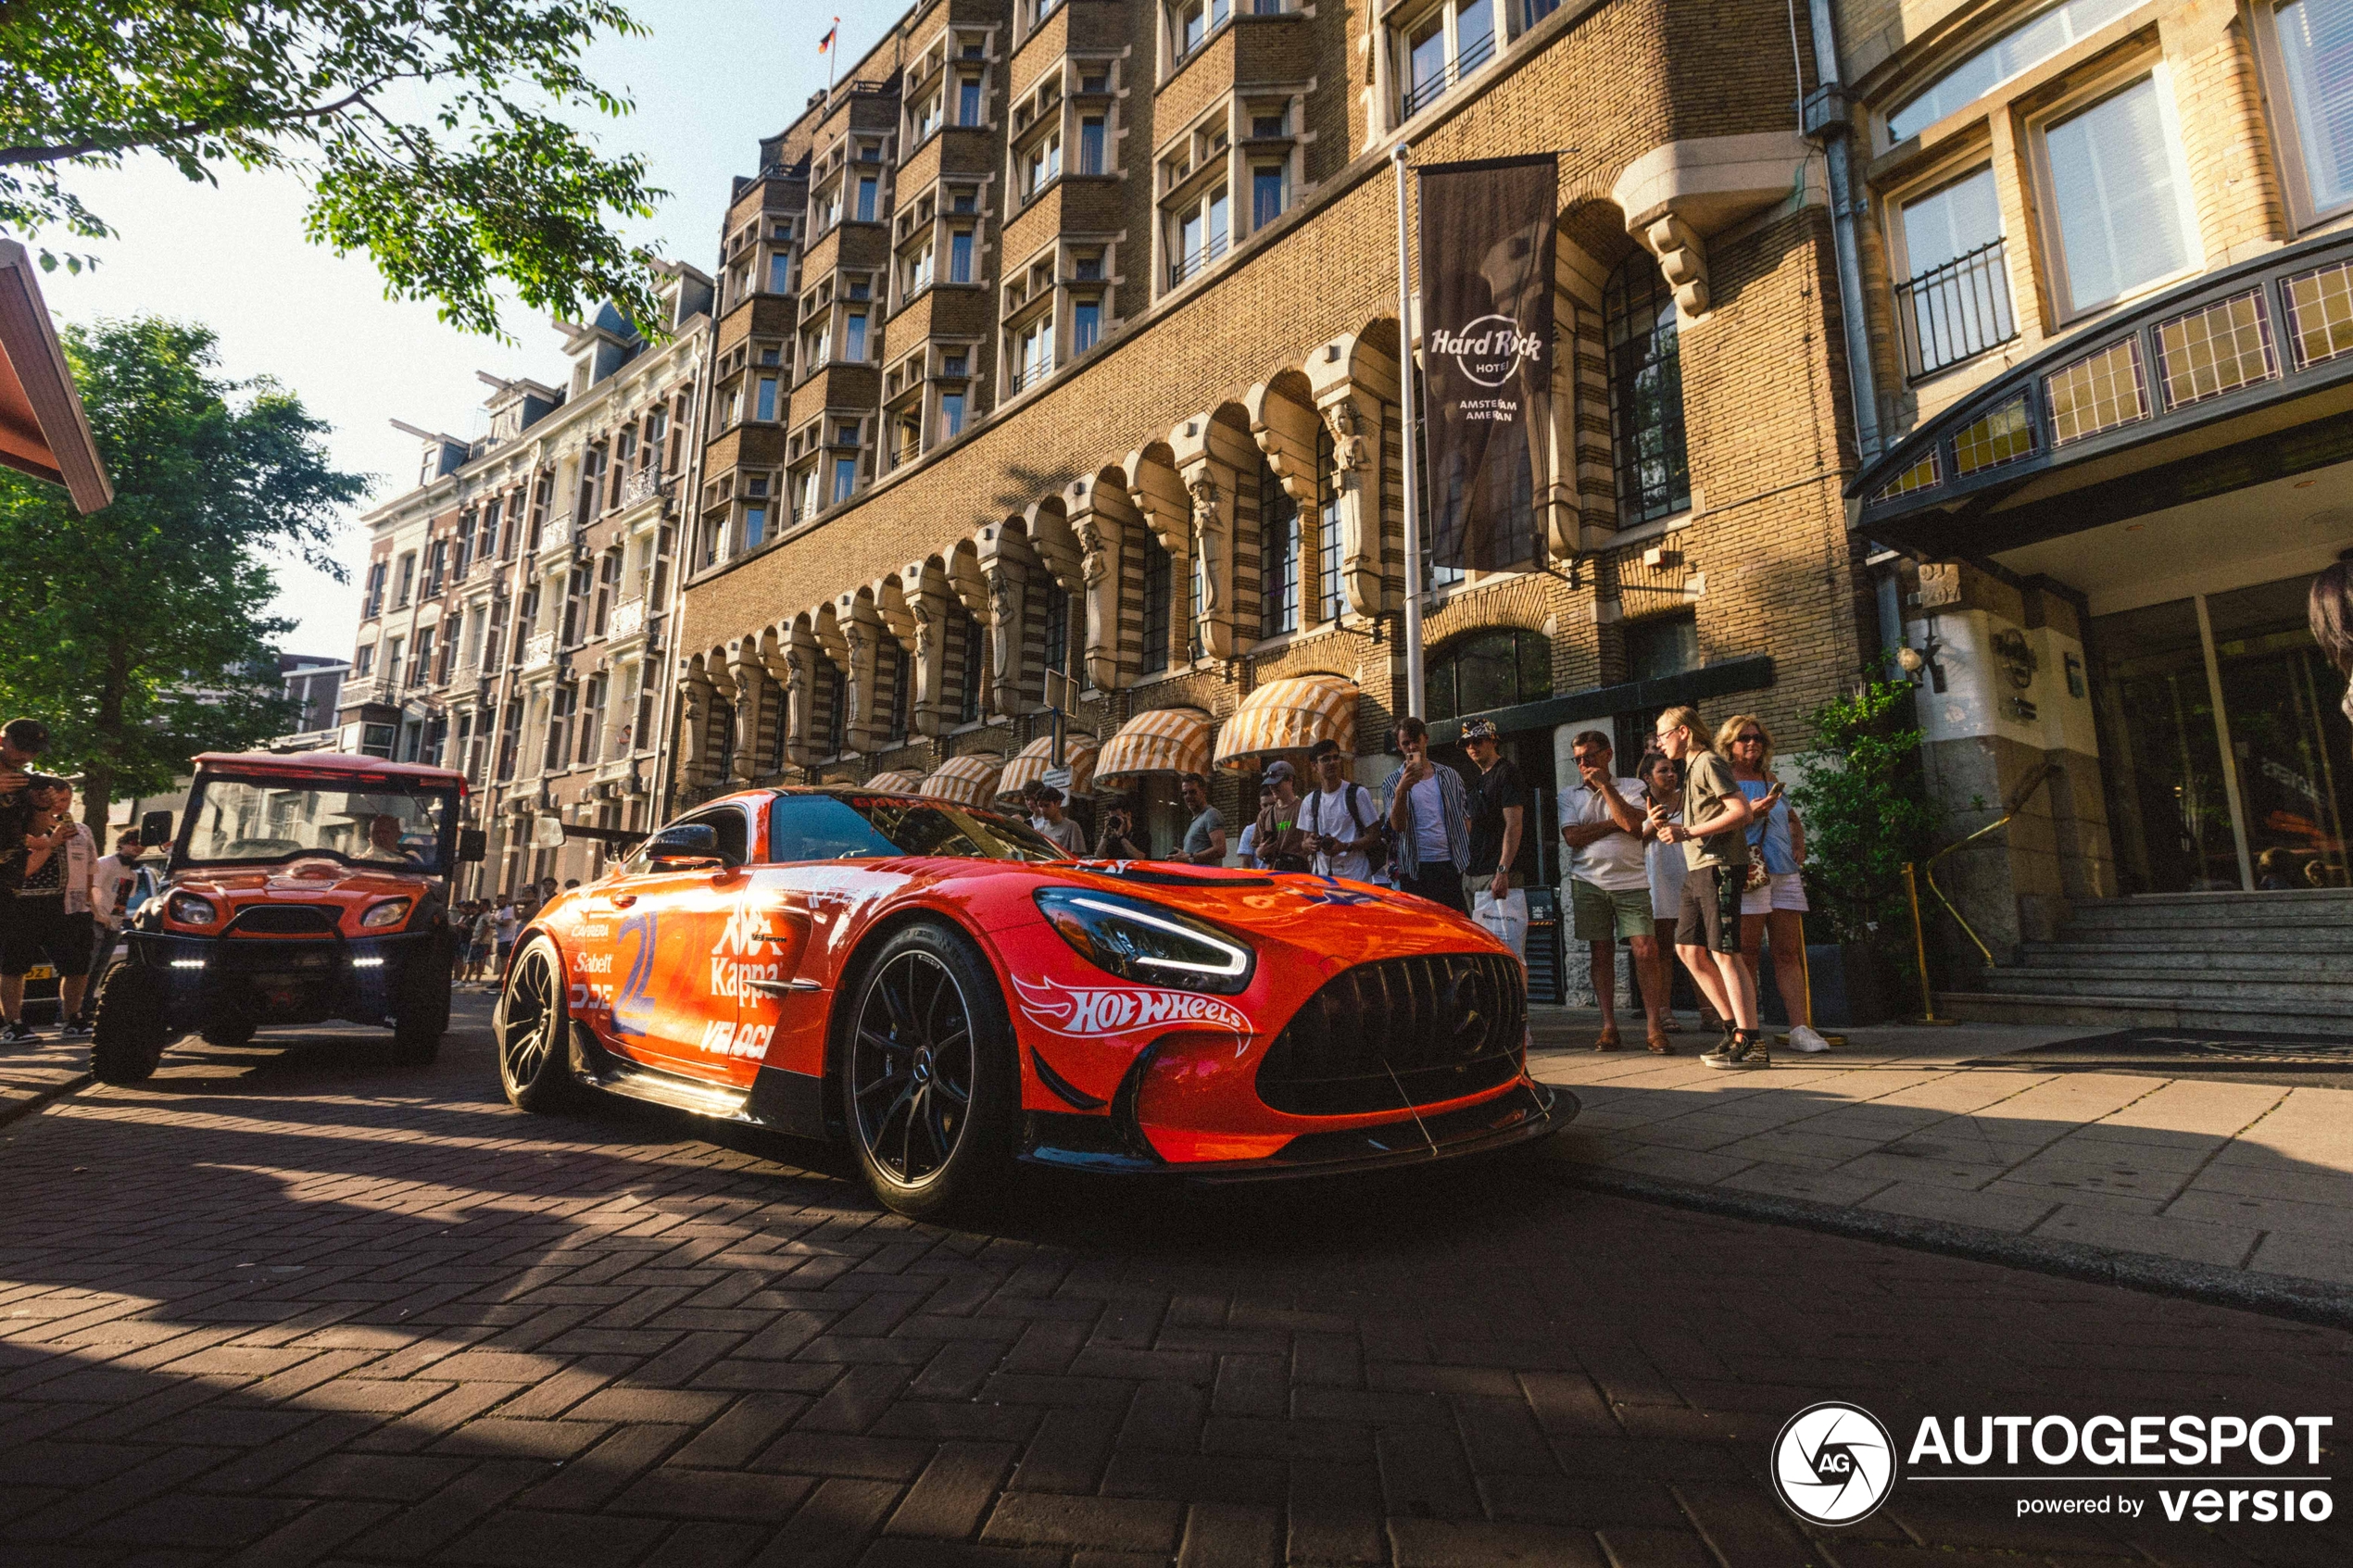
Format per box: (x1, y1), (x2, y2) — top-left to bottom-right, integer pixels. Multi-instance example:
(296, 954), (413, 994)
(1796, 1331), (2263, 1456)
(0, 1000), (2344, 1567)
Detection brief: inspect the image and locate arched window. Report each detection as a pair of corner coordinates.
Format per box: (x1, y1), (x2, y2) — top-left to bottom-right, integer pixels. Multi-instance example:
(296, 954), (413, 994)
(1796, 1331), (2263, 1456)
(1140, 533), (1173, 674)
(1604, 252), (1691, 525)
(1260, 456), (1300, 637)
(1428, 628), (1553, 721)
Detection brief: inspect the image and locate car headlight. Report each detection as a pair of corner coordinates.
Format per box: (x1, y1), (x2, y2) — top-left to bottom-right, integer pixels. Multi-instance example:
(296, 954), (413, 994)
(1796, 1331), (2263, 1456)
(165, 893), (218, 926)
(1034, 888), (1254, 995)
(360, 898), (412, 930)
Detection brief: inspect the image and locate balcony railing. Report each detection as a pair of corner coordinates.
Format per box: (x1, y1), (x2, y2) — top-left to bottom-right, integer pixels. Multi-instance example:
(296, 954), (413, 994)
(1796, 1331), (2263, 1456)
(1166, 231), (1229, 288)
(609, 596), (647, 639)
(1894, 240), (2019, 382)
(1008, 353), (1055, 394)
(520, 632), (557, 672)
(1400, 31), (1495, 119)
(622, 467), (668, 507)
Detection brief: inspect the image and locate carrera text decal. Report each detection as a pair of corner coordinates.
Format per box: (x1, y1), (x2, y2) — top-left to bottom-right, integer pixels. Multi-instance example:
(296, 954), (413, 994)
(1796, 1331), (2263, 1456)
(1011, 974), (1252, 1039)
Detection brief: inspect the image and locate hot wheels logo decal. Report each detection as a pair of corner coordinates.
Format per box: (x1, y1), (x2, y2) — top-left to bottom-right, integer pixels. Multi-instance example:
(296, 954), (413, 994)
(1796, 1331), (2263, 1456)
(1011, 974), (1252, 1039)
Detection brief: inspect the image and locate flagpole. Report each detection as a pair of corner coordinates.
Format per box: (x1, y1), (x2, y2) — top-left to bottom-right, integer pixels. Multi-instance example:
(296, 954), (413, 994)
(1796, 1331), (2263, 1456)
(1391, 141), (1426, 722)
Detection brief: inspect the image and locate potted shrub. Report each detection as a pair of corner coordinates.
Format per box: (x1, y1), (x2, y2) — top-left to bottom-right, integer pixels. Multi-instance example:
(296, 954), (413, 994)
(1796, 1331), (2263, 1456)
(1789, 681), (1944, 1025)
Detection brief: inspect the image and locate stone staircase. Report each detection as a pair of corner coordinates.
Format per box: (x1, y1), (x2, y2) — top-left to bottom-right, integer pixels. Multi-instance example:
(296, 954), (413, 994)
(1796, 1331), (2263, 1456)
(1940, 887), (2353, 1036)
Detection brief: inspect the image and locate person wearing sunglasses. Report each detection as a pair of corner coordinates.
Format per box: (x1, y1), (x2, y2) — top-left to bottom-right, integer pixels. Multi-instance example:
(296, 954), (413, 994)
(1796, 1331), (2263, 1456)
(1718, 715), (1829, 1053)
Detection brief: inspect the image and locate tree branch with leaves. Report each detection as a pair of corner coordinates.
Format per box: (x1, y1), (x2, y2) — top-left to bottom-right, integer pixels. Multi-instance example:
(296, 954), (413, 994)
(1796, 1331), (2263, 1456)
(0, 0), (667, 338)
(0, 318), (368, 829)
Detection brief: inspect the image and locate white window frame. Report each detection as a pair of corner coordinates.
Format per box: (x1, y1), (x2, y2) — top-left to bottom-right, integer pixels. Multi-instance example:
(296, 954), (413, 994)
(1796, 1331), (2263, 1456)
(2026, 60), (2204, 324)
(2252, 0), (2353, 231)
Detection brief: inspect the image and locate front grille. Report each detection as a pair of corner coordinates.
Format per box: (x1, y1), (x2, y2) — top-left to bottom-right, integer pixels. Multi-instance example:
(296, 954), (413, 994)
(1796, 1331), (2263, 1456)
(1256, 953), (1526, 1116)
(225, 906), (338, 936)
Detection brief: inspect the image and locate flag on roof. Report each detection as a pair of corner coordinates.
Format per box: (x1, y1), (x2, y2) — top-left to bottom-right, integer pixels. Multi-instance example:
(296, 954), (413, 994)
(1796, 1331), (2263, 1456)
(819, 17), (839, 51)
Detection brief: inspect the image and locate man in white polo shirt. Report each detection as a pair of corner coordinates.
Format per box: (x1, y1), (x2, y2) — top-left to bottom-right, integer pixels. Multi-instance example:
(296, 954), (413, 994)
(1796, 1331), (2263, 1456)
(1558, 729), (1667, 1052)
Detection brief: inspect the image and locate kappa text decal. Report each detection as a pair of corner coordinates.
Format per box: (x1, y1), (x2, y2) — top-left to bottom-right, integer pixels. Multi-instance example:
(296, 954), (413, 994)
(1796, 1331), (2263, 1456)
(1011, 974), (1251, 1039)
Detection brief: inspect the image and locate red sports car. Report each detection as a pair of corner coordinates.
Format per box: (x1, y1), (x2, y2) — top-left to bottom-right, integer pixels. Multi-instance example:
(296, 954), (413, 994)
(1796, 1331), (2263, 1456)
(493, 786), (1567, 1216)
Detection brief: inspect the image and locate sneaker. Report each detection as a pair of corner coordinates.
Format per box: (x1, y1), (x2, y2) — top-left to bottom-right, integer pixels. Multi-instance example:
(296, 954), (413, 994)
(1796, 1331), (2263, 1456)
(57, 1021), (91, 1039)
(1705, 1032), (1770, 1071)
(0, 1021), (35, 1044)
(1786, 1024), (1831, 1053)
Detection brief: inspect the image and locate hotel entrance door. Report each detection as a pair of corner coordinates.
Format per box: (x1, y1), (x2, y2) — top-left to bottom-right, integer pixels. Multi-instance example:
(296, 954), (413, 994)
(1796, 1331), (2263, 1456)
(2091, 572), (2352, 894)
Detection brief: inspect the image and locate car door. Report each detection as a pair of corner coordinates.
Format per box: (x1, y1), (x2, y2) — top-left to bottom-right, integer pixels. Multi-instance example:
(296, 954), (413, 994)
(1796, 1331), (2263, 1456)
(600, 801), (760, 1078)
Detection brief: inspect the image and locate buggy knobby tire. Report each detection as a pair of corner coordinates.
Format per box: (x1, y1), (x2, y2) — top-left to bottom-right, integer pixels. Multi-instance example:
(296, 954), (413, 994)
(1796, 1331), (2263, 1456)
(90, 964), (171, 1085)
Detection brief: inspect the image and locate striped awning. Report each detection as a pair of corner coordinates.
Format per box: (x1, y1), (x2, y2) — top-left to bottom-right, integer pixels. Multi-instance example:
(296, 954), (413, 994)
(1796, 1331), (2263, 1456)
(918, 753), (1003, 807)
(862, 770), (924, 793)
(997, 732), (1099, 801)
(1094, 708), (1214, 783)
(1213, 675), (1358, 768)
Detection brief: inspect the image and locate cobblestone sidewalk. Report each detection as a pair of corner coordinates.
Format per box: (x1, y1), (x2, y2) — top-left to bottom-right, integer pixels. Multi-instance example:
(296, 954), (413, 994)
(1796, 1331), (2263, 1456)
(0, 1004), (2340, 1564)
(1532, 1011), (2353, 1301)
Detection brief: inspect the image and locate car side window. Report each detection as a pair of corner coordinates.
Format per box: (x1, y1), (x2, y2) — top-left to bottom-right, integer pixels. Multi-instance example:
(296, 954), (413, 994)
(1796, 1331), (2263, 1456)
(701, 808), (750, 868)
(617, 805), (752, 874)
(768, 796), (897, 862)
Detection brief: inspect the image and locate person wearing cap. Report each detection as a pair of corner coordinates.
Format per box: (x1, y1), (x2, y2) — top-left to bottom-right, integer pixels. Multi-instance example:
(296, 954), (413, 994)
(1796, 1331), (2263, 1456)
(1560, 730), (1666, 1052)
(1301, 738), (1380, 883)
(1032, 785), (1087, 856)
(1250, 761), (1315, 873)
(1235, 779), (1275, 867)
(1379, 715), (1471, 912)
(1459, 718), (1529, 959)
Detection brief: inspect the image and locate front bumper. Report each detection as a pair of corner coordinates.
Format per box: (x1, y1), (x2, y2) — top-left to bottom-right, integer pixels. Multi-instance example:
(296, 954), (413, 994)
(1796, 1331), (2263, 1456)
(1019, 1075), (1572, 1180)
(122, 928), (437, 1027)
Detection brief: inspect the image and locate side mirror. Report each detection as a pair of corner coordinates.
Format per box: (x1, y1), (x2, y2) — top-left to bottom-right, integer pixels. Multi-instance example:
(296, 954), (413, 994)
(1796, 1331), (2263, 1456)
(459, 828), (486, 864)
(647, 822), (720, 866)
(140, 810), (173, 849)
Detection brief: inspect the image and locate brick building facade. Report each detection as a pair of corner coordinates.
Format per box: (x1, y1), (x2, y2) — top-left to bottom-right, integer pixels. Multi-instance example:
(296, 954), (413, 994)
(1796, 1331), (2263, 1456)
(336, 267), (712, 898)
(670, 0), (1874, 911)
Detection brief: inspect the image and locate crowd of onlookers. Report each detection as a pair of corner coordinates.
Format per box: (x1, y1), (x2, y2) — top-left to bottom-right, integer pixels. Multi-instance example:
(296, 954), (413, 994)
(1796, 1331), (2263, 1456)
(0, 719), (151, 1043)
(1016, 704), (1824, 1073)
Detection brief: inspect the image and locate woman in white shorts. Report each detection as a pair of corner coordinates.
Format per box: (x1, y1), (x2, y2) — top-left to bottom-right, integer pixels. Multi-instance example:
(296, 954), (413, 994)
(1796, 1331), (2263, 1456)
(1637, 751), (1718, 1035)
(1718, 715), (1830, 1053)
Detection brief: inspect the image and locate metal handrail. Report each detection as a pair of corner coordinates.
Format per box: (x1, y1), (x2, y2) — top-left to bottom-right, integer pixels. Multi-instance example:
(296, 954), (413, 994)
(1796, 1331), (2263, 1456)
(1894, 239), (2017, 381)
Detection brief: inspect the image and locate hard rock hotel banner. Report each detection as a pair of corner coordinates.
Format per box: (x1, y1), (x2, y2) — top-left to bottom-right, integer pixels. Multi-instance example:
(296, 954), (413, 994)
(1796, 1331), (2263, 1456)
(1416, 154), (1557, 573)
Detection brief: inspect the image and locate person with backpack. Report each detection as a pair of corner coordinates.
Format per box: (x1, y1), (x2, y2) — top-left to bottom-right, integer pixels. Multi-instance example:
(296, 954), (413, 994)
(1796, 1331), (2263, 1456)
(1302, 738), (1381, 883)
(1250, 761), (1315, 873)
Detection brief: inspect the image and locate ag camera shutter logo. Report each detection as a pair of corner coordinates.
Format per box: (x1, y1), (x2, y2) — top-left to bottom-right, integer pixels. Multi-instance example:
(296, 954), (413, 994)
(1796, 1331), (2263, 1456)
(1773, 1402), (1898, 1525)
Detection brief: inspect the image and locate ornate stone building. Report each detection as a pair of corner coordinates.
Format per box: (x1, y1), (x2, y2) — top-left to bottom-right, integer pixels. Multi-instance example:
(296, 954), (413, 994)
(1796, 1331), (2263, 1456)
(336, 266), (712, 897)
(669, 0), (1875, 910)
(1840, 0), (2353, 1027)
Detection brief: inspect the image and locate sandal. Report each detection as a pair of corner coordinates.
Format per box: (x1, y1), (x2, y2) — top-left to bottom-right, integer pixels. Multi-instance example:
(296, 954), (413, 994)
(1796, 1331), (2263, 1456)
(1592, 1023), (1623, 1052)
(1645, 1029), (1672, 1055)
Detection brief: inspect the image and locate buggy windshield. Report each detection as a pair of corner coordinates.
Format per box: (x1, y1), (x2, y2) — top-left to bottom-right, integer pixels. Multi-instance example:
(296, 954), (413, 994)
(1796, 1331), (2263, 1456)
(182, 775), (455, 872)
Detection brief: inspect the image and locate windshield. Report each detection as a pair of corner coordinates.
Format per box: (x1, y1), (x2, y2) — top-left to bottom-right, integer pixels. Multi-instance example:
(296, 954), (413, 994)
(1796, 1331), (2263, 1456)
(182, 776), (455, 872)
(768, 793), (1068, 863)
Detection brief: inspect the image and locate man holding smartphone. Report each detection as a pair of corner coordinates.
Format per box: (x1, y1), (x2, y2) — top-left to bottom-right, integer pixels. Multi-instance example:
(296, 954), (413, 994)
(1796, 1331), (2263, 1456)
(1379, 716), (1470, 912)
(1302, 738), (1378, 882)
(0, 719), (51, 897)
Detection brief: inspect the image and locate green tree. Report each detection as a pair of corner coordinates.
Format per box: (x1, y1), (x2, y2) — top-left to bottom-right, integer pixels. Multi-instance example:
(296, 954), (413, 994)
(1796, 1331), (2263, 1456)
(0, 317), (367, 828)
(1790, 680), (1944, 947)
(0, 0), (663, 338)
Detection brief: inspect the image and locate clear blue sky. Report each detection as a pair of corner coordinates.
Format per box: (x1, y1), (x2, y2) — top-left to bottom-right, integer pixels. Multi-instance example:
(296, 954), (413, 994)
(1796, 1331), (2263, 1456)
(38, 0), (904, 659)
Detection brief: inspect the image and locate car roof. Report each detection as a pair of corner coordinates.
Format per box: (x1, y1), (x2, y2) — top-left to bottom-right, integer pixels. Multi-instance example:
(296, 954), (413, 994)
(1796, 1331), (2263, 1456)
(190, 752), (469, 789)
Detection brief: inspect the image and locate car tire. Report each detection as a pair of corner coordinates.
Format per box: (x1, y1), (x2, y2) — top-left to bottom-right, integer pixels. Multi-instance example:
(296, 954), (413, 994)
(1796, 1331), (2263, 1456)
(497, 935), (574, 1111)
(840, 920), (1018, 1221)
(200, 1021), (256, 1049)
(391, 933), (453, 1066)
(90, 964), (171, 1085)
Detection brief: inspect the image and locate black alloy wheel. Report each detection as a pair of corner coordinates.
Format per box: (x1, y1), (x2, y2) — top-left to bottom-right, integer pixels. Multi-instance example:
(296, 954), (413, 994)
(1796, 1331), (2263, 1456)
(844, 922), (1013, 1218)
(497, 937), (573, 1111)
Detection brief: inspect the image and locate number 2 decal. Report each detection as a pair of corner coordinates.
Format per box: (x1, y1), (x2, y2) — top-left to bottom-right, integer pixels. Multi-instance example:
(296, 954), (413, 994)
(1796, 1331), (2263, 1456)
(609, 909), (659, 1040)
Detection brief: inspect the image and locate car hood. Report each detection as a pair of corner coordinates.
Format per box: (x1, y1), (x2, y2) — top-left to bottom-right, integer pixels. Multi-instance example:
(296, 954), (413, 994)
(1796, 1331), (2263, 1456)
(172, 860), (434, 904)
(953, 859), (1510, 967)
